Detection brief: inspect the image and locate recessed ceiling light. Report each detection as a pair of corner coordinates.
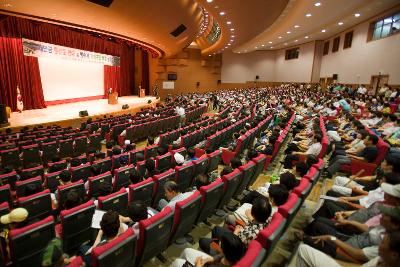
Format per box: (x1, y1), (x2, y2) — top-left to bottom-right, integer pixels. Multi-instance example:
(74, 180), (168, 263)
(231, 35), (235, 38)
(321, 29), (326, 32)
(208, 54), (211, 56)
(294, 39), (298, 42)
(269, 41), (272, 44)
(255, 46), (258, 49)
(244, 50), (247, 52)
(219, 11), (225, 16)
(284, 43), (288, 45)
(294, 25), (300, 28)
(261, 44), (265, 47)
(306, 13), (312, 17)
(207, 0), (213, 2)
(270, 46), (274, 49)
(278, 36), (282, 39)
(230, 28), (235, 31)
(228, 43), (231, 46)
(314, 2), (321, 6)
(354, 13), (361, 17)
(225, 46), (228, 48)
(227, 21), (232, 25)
(287, 31), (291, 34)
(305, 36), (309, 38)
(338, 22), (344, 25)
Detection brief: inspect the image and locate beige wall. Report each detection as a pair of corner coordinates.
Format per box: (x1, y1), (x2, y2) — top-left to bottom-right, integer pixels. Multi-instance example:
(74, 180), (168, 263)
(320, 16), (400, 85)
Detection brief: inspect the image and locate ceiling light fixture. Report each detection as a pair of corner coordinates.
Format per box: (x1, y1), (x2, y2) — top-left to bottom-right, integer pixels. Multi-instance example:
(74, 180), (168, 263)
(227, 21), (232, 25)
(321, 29), (326, 32)
(294, 39), (298, 42)
(255, 46), (258, 49)
(338, 22), (344, 25)
(219, 11), (225, 16)
(278, 36), (282, 39)
(261, 44), (265, 47)
(269, 41), (272, 44)
(231, 35), (235, 38)
(314, 2), (321, 6)
(305, 36), (309, 38)
(354, 13), (361, 17)
(306, 13), (312, 17)
(284, 43), (288, 45)
(294, 25), (300, 28)
(206, 0), (213, 2)
(230, 28), (235, 31)
(287, 31), (291, 34)
(228, 43), (231, 46)
(270, 46), (274, 49)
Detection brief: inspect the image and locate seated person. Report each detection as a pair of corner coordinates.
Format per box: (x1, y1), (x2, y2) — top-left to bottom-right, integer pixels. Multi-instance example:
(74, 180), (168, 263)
(186, 147), (198, 162)
(122, 201), (152, 239)
(199, 196), (271, 252)
(144, 159), (159, 178)
(256, 136), (277, 156)
(63, 190), (83, 210)
(174, 153), (185, 166)
(283, 134), (322, 169)
(171, 233), (246, 267)
(147, 136), (155, 146)
(230, 157), (242, 169)
(221, 132), (240, 151)
(193, 173), (211, 190)
(158, 181), (193, 211)
(94, 182), (113, 207)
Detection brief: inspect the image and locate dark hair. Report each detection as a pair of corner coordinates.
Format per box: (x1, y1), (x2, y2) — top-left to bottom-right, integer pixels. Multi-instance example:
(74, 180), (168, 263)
(221, 166), (233, 176)
(106, 142), (113, 149)
(247, 150), (258, 161)
(195, 174), (210, 190)
(100, 211), (120, 238)
(251, 197), (272, 222)
(112, 147), (121, 155)
(295, 161), (309, 177)
(147, 136), (154, 145)
(280, 172), (299, 191)
(127, 201), (148, 223)
(98, 182), (113, 197)
(24, 183), (40, 196)
(125, 144), (134, 152)
(187, 148), (196, 158)
(383, 172), (400, 185)
(59, 170), (71, 183)
(220, 234), (246, 264)
(70, 157), (81, 167)
(314, 134), (322, 143)
(63, 190), (82, 210)
(164, 181), (180, 193)
(369, 134), (379, 145)
(145, 159), (155, 171)
(91, 165), (101, 176)
(157, 146), (167, 156)
(385, 154), (400, 173)
(129, 169), (142, 184)
(306, 155), (319, 168)
(2, 166), (12, 174)
(230, 158), (242, 169)
(268, 184), (289, 206)
(388, 231), (400, 254)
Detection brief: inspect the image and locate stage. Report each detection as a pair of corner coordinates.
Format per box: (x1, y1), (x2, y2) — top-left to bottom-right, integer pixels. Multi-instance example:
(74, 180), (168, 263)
(4, 96), (158, 130)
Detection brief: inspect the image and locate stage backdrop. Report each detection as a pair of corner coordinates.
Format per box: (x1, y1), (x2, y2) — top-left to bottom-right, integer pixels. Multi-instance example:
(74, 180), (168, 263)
(39, 57), (104, 104)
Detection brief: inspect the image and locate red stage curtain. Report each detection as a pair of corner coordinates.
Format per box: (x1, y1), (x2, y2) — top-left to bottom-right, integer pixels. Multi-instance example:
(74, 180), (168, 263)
(0, 15), (138, 107)
(0, 37), (46, 111)
(104, 66), (121, 97)
(141, 50), (150, 95)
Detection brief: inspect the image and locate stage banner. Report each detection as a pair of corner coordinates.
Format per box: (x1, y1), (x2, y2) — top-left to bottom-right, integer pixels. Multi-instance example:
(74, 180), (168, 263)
(22, 38), (120, 66)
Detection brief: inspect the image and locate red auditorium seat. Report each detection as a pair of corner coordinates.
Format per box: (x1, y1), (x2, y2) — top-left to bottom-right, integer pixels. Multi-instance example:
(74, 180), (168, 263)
(113, 164), (135, 191)
(16, 176), (43, 197)
(303, 167), (320, 185)
(0, 170), (18, 190)
(92, 157), (112, 174)
(170, 191), (202, 243)
(128, 177), (154, 207)
(45, 170), (63, 193)
(152, 169), (176, 208)
(196, 178), (224, 224)
(41, 141), (58, 163)
(234, 240), (267, 267)
(236, 161), (257, 198)
(66, 256), (84, 267)
(60, 200), (95, 252)
(17, 189), (52, 222)
(88, 171), (113, 198)
(218, 169), (242, 209)
(207, 150), (222, 173)
(70, 162), (92, 182)
(256, 212), (286, 254)
(250, 154), (266, 187)
(156, 152), (173, 172)
(57, 180), (85, 210)
(20, 165), (44, 180)
(47, 160), (68, 173)
(136, 207), (174, 266)
(0, 147), (22, 169)
(174, 162), (195, 192)
(293, 178), (312, 199)
(9, 216), (55, 266)
(144, 145), (159, 159)
(59, 139), (74, 158)
(97, 188), (128, 213)
(21, 144), (42, 168)
(89, 133), (102, 152)
(92, 228), (137, 267)
(111, 152), (129, 170)
(74, 136), (88, 156)
(278, 193), (302, 226)
(0, 184), (11, 204)
(129, 148), (145, 165)
(193, 157), (209, 177)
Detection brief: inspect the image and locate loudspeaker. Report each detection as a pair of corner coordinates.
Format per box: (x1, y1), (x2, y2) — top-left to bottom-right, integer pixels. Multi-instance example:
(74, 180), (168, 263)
(170, 24), (187, 37)
(196, 82), (200, 87)
(332, 74), (338, 80)
(255, 75), (260, 80)
(0, 104), (8, 125)
(122, 104), (129, 110)
(79, 110), (88, 117)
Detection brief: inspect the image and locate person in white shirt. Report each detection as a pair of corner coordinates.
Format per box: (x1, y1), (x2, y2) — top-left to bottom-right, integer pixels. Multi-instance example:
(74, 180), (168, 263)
(158, 181), (193, 211)
(357, 85), (367, 95)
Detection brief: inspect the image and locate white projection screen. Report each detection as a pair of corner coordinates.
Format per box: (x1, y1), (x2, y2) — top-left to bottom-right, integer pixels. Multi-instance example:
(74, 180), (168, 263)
(38, 57), (104, 101)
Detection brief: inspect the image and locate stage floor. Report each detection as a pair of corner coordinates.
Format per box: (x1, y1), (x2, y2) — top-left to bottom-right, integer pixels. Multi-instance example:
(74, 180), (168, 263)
(5, 96), (157, 129)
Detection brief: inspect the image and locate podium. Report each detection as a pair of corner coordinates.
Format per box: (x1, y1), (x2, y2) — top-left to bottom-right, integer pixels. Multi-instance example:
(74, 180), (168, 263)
(108, 92), (118, 104)
(139, 89), (146, 98)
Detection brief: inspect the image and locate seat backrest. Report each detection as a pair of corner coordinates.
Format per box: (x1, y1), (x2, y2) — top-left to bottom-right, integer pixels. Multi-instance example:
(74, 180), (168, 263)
(57, 180), (85, 210)
(293, 178), (312, 199)
(9, 216), (55, 267)
(236, 161), (257, 197)
(88, 172), (113, 198)
(16, 176), (43, 197)
(196, 178), (224, 223)
(234, 240), (266, 267)
(112, 153), (129, 170)
(251, 154), (266, 187)
(1, 147), (21, 169)
(170, 191), (202, 243)
(22, 144), (41, 167)
(70, 163), (92, 183)
(0, 184), (11, 205)
(92, 228), (137, 267)
(17, 189), (52, 222)
(152, 169), (176, 207)
(144, 145), (159, 160)
(218, 169), (242, 209)
(256, 212), (286, 252)
(47, 160), (68, 173)
(175, 162), (195, 192)
(207, 150), (221, 173)
(374, 139), (390, 164)
(92, 158), (112, 174)
(113, 164), (135, 191)
(0, 171), (18, 190)
(136, 207), (174, 266)
(278, 193), (302, 222)
(98, 188), (128, 214)
(155, 152), (173, 172)
(128, 178), (155, 207)
(193, 157), (209, 177)
(20, 165), (44, 180)
(303, 167), (319, 184)
(61, 200), (95, 252)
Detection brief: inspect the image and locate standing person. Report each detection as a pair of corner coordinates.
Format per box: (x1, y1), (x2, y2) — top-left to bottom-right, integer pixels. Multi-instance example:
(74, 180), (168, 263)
(16, 86), (23, 113)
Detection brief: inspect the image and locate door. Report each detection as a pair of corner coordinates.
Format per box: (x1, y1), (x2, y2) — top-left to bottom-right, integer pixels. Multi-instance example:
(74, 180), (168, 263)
(370, 75), (389, 95)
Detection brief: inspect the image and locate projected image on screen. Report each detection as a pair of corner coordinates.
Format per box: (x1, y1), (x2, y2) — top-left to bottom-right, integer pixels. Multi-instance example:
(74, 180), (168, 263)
(38, 57), (104, 101)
